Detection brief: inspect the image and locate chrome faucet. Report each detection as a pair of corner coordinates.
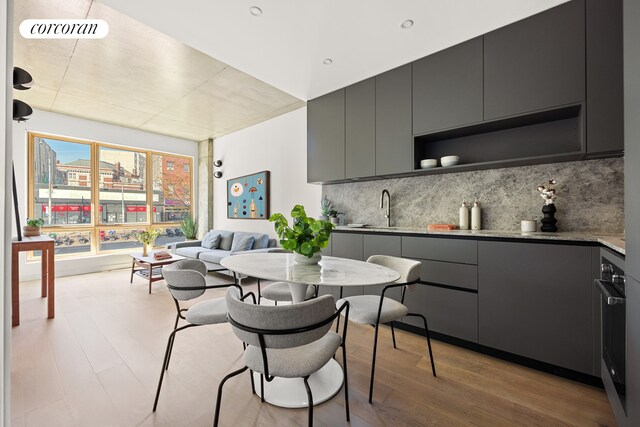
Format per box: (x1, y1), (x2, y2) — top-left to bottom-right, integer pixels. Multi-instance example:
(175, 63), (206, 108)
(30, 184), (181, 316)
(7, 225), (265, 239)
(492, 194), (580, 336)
(380, 189), (391, 227)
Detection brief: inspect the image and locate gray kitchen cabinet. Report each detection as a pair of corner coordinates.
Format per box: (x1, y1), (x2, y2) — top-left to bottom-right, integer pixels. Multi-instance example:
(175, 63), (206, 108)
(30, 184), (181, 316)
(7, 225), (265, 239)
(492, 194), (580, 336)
(346, 78), (376, 178)
(402, 236), (477, 265)
(375, 64), (412, 176)
(478, 241), (594, 374)
(330, 232), (364, 297)
(624, 0), (640, 423)
(418, 259), (477, 291)
(412, 37), (483, 135)
(307, 89), (345, 183)
(624, 0), (640, 282)
(586, 0), (624, 156)
(484, 0), (585, 120)
(627, 277), (640, 426)
(403, 284), (478, 343)
(363, 234), (401, 259)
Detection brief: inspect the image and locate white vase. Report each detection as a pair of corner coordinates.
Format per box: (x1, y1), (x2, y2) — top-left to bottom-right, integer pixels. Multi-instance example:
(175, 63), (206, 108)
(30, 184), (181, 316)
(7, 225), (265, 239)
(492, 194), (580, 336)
(294, 252), (321, 265)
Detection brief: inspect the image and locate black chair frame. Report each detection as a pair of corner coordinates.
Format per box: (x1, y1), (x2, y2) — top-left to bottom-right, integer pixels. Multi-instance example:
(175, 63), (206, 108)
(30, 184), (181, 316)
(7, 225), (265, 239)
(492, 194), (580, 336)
(336, 279), (436, 404)
(153, 272), (247, 412)
(214, 293), (350, 427)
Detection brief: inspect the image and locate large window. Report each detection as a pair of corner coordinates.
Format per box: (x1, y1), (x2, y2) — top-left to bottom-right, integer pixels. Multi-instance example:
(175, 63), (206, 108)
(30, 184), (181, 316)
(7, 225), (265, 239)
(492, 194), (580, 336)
(27, 133), (193, 258)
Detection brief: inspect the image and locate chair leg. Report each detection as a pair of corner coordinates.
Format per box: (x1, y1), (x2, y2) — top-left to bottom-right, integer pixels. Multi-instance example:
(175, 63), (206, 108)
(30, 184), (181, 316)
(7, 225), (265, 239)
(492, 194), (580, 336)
(213, 365), (249, 427)
(153, 323), (196, 411)
(341, 343), (350, 422)
(257, 278), (262, 305)
(368, 320), (381, 404)
(303, 376), (313, 427)
(406, 313), (437, 377)
(390, 321), (397, 349)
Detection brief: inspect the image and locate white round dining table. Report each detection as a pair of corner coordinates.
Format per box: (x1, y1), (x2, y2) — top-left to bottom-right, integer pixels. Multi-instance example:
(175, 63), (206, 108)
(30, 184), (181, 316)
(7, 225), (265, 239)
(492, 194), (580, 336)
(220, 252), (400, 409)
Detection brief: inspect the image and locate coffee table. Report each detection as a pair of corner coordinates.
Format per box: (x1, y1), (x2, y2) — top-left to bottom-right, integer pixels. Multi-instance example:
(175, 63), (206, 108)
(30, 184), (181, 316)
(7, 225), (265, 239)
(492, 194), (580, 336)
(129, 252), (186, 293)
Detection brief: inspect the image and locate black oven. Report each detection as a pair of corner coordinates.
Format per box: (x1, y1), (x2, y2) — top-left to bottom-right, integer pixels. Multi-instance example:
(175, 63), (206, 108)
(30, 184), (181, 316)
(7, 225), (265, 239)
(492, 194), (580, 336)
(595, 254), (626, 414)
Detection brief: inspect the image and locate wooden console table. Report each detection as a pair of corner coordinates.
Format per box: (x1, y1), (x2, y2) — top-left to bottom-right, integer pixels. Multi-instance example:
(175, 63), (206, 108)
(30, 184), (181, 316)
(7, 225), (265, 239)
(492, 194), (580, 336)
(11, 235), (55, 326)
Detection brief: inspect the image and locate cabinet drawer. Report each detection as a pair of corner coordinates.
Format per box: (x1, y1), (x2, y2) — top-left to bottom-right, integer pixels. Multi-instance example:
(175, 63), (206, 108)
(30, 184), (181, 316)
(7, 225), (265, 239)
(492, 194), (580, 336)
(403, 284), (478, 343)
(364, 234), (402, 259)
(418, 259), (477, 291)
(402, 236), (477, 264)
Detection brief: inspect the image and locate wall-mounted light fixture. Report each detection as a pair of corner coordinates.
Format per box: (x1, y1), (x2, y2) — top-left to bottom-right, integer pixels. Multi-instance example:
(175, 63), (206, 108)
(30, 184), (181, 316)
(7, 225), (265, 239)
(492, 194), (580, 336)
(13, 67), (34, 90)
(13, 67), (34, 122)
(213, 159), (223, 178)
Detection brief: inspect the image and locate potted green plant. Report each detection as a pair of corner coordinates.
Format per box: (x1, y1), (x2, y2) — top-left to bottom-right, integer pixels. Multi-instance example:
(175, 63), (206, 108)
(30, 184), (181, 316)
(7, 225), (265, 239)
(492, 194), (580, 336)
(319, 196), (332, 221)
(180, 215), (199, 240)
(269, 205), (334, 265)
(135, 229), (162, 257)
(24, 218), (44, 237)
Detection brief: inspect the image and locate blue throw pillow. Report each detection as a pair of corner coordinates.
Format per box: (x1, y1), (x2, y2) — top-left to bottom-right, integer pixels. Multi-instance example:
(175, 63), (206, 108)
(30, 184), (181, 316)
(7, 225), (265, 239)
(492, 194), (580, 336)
(201, 232), (221, 249)
(231, 235), (255, 252)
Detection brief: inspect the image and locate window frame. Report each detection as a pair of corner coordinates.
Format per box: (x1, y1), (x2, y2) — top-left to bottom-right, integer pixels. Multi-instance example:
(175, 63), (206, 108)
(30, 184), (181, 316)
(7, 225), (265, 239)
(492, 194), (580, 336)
(27, 132), (194, 260)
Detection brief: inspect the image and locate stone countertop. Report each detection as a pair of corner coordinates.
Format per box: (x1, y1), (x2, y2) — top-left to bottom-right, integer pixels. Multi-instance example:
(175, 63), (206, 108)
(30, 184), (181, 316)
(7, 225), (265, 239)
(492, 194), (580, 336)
(333, 226), (626, 255)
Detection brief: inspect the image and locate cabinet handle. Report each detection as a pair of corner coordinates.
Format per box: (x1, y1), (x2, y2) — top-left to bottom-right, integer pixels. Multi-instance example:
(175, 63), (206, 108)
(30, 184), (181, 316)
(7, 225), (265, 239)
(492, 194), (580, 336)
(594, 279), (625, 305)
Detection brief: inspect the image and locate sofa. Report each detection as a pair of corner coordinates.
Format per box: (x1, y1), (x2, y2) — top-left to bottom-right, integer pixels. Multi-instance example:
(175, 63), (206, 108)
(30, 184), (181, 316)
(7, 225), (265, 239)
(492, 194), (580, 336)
(168, 229), (280, 274)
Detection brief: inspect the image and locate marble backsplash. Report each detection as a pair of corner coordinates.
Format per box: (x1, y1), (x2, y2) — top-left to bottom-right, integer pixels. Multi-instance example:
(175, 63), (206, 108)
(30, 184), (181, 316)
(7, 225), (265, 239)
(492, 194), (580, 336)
(322, 158), (624, 233)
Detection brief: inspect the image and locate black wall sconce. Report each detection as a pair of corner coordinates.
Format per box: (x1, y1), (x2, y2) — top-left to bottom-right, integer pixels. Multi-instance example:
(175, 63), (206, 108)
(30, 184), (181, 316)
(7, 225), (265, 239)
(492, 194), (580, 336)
(213, 159), (223, 178)
(13, 67), (34, 122)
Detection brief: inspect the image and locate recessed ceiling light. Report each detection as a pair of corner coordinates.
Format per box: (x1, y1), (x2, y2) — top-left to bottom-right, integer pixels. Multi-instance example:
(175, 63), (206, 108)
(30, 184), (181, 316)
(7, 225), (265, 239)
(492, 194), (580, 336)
(401, 19), (414, 29)
(249, 6), (262, 16)
(322, 58), (333, 65)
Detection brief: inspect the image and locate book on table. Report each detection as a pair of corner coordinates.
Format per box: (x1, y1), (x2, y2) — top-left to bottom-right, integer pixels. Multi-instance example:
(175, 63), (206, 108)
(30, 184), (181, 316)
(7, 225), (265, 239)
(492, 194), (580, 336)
(153, 251), (172, 260)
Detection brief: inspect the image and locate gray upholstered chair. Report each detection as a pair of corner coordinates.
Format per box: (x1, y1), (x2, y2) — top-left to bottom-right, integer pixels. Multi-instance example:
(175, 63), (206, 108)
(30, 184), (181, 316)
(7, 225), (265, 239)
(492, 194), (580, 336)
(258, 280), (318, 305)
(336, 255), (436, 403)
(214, 287), (350, 427)
(153, 259), (242, 411)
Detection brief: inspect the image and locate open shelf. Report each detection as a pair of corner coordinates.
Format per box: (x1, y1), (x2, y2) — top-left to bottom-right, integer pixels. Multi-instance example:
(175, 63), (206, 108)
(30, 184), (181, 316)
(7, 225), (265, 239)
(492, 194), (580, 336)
(414, 104), (584, 172)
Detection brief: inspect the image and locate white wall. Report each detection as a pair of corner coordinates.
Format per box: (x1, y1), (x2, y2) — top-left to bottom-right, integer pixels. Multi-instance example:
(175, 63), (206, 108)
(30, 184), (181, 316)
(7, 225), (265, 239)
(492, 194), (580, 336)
(1, 0), (12, 422)
(213, 107), (320, 236)
(12, 109), (198, 280)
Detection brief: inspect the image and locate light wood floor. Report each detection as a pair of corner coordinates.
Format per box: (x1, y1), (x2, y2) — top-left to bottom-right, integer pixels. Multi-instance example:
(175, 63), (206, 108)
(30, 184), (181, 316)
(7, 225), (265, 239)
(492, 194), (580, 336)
(11, 269), (616, 427)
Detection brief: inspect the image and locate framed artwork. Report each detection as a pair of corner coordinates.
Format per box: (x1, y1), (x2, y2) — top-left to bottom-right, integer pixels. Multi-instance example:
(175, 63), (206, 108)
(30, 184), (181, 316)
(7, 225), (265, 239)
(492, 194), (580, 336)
(227, 170), (270, 219)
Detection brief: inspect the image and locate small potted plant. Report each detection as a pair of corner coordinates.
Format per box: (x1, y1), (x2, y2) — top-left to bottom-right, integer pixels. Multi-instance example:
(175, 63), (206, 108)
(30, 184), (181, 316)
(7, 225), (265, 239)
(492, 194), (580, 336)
(135, 229), (162, 257)
(328, 208), (342, 225)
(270, 205), (334, 265)
(180, 215), (199, 240)
(319, 196), (332, 221)
(24, 218), (44, 237)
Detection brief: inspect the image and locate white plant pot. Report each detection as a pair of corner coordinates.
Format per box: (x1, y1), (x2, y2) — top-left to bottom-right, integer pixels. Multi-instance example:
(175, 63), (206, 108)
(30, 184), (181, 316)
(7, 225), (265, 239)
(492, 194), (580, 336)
(293, 252), (322, 265)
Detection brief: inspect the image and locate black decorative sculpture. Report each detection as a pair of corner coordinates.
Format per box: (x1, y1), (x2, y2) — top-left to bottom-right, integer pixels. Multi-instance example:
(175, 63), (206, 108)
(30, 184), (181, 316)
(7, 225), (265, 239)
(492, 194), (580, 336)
(537, 179), (558, 232)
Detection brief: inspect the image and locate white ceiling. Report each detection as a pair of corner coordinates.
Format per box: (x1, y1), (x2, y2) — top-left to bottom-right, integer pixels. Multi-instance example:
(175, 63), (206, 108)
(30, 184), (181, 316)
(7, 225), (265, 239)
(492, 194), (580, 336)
(13, 0), (304, 142)
(98, 0), (569, 101)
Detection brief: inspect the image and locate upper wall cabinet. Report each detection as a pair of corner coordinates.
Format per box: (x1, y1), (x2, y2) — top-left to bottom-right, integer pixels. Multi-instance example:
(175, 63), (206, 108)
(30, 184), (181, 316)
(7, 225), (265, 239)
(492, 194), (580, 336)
(375, 64), (413, 176)
(412, 37), (483, 135)
(483, 0), (585, 120)
(346, 78), (376, 178)
(307, 89), (345, 183)
(585, 0), (624, 156)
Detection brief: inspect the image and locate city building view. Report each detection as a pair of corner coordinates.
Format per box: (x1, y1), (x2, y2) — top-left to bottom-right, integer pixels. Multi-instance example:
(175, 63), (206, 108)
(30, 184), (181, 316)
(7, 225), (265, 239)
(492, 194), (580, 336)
(31, 136), (192, 253)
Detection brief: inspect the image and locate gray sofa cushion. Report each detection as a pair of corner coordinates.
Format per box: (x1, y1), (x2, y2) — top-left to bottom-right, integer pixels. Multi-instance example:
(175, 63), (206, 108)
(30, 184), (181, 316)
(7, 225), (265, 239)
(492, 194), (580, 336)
(231, 234), (255, 252)
(198, 250), (232, 265)
(175, 246), (210, 259)
(201, 232), (221, 249)
(232, 231), (270, 250)
(208, 230), (234, 251)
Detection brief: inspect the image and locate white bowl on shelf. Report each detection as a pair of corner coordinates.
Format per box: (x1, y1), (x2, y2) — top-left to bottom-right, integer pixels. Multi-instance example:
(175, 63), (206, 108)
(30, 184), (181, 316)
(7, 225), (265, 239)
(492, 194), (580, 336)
(440, 155), (460, 167)
(420, 158), (438, 169)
